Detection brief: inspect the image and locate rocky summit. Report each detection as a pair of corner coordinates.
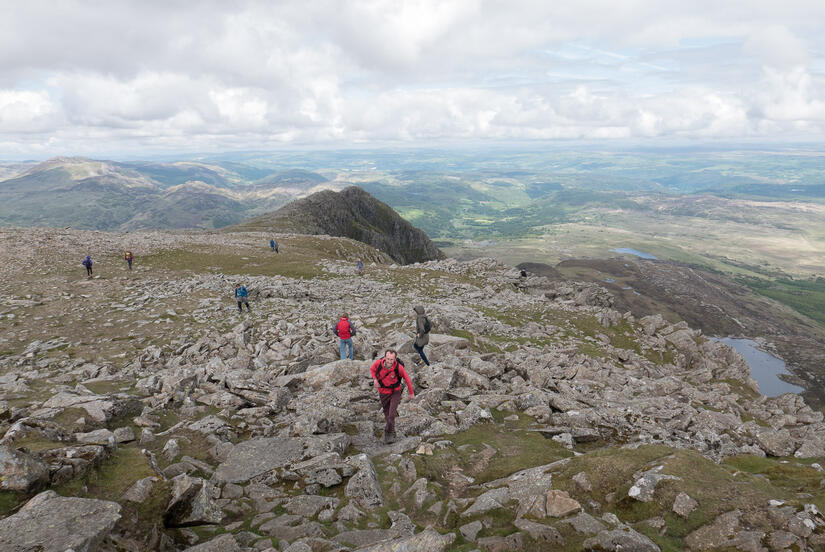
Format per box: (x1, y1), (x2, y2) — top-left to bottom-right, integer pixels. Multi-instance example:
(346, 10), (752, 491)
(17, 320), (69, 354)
(229, 186), (446, 265)
(2, 226), (825, 551)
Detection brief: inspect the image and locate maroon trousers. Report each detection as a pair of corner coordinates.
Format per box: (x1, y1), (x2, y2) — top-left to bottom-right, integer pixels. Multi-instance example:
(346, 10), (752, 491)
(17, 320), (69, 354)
(379, 389), (402, 435)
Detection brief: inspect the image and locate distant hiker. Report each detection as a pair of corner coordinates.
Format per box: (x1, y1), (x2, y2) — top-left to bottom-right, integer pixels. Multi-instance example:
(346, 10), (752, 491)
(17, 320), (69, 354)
(413, 305), (431, 366)
(271, 239), (279, 253)
(356, 259), (364, 274)
(520, 269), (527, 278)
(333, 313), (356, 360)
(82, 255), (93, 278)
(234, 283), (251, 313)
(370, 349), (414, 444)
(124, 250), (134, 270)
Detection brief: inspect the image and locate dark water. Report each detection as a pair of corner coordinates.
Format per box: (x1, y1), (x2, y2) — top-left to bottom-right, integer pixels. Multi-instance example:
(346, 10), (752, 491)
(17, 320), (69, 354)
(611, 248), (658, 260)
(716, 338), (804, 397)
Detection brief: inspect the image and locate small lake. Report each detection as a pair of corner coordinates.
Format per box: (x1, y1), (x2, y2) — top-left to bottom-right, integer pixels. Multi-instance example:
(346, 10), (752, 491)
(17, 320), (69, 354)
(715, 338), (804, 397)
(611, 248), (658, 260)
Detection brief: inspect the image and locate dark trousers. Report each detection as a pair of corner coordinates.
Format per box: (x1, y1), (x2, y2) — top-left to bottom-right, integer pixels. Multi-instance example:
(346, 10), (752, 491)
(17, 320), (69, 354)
(379, 389), (402, 435)
(85, 265), (93, 276)
(127, 259), (132, 270)
(413, 343), (430, 366)
(237, 299), (250, 312)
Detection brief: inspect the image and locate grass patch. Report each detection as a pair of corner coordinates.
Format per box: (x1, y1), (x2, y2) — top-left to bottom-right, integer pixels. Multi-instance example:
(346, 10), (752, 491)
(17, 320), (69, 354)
(55, 446), (155, 501)
(723, 455), (825, 492)
(553, 447), (791, 544)
(11, 435), (68, 453)
(83, 379), (131, 395)
(140, 237), (357, 280)
(413, 419), (572, 486)
(737, 276), (825, 326)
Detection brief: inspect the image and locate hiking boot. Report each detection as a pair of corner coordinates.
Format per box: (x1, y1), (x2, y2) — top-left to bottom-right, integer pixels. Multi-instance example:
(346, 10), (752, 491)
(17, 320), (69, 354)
(382, 431), (396, 444)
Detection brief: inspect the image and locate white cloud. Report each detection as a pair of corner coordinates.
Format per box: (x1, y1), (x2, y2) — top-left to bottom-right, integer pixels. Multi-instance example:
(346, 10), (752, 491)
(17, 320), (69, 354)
(1, 0), (825, 155)
(0, 90), (60, 132)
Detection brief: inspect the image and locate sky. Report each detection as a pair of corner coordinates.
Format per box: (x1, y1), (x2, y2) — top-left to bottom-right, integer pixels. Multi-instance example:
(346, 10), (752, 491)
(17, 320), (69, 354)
(1, 0), (825, 157)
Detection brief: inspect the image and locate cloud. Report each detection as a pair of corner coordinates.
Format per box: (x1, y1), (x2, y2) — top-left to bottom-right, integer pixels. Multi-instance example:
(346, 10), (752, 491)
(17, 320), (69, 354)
(0, 90), (61, 132)
(1, 0), (825, 155)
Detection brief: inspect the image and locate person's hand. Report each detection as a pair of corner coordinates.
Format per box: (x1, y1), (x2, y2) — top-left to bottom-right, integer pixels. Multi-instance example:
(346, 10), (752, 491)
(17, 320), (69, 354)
(408, 392), (415, 401)
(373, 379), (380, 391)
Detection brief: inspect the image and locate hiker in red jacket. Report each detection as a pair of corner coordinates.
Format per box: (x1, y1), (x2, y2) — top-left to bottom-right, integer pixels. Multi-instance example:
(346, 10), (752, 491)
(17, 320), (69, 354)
(333, 313), (356, 360)
(370, 349), (414, 444)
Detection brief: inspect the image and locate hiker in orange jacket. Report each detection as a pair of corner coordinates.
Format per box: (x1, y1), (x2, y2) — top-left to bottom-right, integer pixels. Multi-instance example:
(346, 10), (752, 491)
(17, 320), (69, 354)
(370, 349), (414, 444)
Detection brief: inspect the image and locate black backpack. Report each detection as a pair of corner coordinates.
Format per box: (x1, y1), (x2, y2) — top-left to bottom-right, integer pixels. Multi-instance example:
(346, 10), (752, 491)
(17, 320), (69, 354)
(377, 359), (405, 391)
(423, 317), (431, 333)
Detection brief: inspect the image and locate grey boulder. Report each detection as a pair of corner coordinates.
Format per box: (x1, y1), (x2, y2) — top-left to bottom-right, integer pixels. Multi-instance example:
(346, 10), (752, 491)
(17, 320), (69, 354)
(0, 490), (121, 552)
(0, 445), (49, 493)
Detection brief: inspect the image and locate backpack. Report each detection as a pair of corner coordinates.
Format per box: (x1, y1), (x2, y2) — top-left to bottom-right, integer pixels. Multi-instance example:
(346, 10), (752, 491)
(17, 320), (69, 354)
(377, 359), (405, 391)
(423, 317), (431, 333)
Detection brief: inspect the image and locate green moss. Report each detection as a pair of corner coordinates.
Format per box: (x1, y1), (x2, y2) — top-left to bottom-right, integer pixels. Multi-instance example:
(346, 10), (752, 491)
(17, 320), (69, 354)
(0, 490), (21, 517)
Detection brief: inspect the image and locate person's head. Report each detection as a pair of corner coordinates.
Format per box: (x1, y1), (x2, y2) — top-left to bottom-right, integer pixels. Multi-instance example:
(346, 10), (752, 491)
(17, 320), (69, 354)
(414, 305), (425, 316)
(235, 283), (241, 288)
(342, 312), (349, 319)
(383, 349), (397, 367)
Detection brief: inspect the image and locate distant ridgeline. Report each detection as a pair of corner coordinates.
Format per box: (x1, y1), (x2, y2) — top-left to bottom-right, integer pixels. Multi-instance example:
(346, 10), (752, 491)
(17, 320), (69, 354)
(227, 186), (446, 265)
(0, 157), (336, 231)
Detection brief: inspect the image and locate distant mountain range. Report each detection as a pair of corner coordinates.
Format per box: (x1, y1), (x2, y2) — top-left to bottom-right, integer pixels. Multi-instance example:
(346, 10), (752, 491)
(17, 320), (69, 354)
(0, 157), (340, 230)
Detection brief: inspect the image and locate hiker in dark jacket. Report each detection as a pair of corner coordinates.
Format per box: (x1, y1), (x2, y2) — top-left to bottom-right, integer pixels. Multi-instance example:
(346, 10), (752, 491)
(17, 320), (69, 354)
(370, 349), (414, 444)
(82, 255), (93, 277)
(413, 305), (431, 366)
(356, 259), (364, 274)
(124, 251), (133, 270)
(270, 239), (279, 253)
(234, 283), (251, 313)
(333, 313), (356, 360)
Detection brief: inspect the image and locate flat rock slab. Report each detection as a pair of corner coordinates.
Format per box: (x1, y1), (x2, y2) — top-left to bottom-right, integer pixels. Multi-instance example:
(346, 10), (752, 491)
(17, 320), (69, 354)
(583, 527), (661, 551)
(352, 527), (455, 552)
(0, 490), (121, 552)
(183, 534), (241, 552)
(213, 437), (304, 484)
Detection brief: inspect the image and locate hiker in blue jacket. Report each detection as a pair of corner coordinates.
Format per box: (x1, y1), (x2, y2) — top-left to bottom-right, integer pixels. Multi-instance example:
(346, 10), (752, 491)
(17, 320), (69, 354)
(82, 255), (93, 278)
(270, 239), (279, 253)
(234, 283), (251, 313)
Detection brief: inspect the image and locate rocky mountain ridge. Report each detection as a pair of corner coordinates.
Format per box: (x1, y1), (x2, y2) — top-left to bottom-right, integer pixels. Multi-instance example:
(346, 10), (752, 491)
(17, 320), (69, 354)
(228, 186), (446, 264)
(1, 227), (825, 551)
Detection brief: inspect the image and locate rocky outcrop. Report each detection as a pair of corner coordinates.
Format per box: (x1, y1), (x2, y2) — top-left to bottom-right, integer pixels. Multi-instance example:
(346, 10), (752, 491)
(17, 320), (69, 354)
(2, 229), (825, 550)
